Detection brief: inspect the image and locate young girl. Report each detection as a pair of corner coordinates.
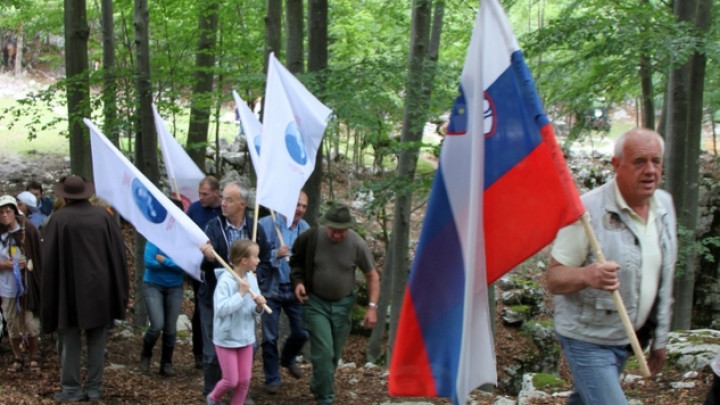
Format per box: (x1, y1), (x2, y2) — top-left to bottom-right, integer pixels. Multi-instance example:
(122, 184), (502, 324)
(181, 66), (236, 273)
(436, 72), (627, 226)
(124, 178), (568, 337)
(207, 239), (266, 405)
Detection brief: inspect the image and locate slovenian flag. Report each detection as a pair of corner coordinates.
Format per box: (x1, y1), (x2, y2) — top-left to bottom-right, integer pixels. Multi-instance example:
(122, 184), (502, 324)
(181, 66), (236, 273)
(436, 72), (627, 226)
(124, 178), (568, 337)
(232, 90), (263, 176)
(388, 0), (584, 403)
(153, 103), (205, 210)
(257, 53), (331, 228)
(86, 118), (208, 280)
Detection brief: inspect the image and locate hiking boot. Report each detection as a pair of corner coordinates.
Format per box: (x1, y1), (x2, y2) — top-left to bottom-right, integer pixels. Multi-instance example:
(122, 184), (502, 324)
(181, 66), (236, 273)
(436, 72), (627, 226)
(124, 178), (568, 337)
(265, 384), (279, 394)
(139, 356), (151, 374)
(52, 390), (85, 402)
(160, 362), (176, 377)
(284, 363), (304, 379)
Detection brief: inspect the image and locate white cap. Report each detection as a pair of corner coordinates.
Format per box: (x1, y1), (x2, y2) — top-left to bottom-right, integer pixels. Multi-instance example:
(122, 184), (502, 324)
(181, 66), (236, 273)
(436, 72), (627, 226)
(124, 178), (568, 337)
(16, 191), (38, 212)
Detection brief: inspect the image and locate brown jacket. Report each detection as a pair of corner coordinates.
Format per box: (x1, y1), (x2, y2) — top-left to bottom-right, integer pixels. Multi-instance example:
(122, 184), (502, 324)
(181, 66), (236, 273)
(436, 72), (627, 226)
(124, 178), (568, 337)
(40, 200), (129, 333)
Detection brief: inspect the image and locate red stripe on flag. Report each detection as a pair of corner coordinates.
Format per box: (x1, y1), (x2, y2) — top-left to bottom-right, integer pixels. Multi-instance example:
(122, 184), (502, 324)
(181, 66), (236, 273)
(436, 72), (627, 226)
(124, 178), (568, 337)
(389, 290), (438, 397)
(484, 124), (583, 284)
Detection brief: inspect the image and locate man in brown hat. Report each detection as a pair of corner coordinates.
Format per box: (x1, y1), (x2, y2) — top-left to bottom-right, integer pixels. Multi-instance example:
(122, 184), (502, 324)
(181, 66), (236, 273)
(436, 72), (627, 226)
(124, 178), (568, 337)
(289, 203), (379, 405)
(41, 175), (129, 403)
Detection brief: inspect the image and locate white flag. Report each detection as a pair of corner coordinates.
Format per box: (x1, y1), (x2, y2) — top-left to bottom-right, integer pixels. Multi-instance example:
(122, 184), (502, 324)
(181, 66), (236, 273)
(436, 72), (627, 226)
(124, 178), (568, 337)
(86, 118), (207, 280)
(153, 103), (205, 210)
(258, 53), (332, 227)
(232, 90), (263, 175)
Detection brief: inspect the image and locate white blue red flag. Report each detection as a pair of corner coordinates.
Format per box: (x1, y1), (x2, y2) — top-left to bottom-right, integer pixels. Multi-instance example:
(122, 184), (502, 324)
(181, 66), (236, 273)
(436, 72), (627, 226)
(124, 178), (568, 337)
(388, 0), (584, 403)
(86, 118), (208, 280)
(153, 103), (205, 210)
(257, 53), (332, 228)
(232, 90), (263, 175)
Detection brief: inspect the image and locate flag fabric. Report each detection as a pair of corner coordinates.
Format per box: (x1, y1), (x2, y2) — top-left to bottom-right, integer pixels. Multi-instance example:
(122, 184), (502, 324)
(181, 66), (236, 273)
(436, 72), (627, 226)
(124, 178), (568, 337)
(257, 53), (332, 228)
(86, 118), (208, 280)
(153, 103), (205, 210)
(388, 0), (584, 403)
(232, 90), (263, 175)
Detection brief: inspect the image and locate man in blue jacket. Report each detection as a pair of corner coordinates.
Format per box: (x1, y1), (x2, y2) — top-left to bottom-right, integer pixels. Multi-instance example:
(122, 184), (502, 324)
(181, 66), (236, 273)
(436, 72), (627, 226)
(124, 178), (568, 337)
(257, 191), (310, 394)
(199, 181), (271, 401)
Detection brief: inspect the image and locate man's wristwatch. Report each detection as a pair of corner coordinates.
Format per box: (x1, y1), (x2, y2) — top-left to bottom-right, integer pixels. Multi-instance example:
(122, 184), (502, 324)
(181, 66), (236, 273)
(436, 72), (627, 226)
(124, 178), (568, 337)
(368, 302), (377, 308)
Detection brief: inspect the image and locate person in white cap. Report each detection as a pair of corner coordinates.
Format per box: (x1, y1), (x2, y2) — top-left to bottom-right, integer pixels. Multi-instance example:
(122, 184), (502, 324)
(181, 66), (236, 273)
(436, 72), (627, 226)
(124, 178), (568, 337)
(0, 194), (43, 374)
(15, 191), (47, 228)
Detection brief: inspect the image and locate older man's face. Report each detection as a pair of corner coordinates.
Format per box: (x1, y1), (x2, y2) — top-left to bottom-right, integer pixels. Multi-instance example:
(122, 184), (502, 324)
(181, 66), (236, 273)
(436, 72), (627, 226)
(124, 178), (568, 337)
(221, 184), (247, 220)
(326, 226), (348, 243)
(612, 132), (663, 206)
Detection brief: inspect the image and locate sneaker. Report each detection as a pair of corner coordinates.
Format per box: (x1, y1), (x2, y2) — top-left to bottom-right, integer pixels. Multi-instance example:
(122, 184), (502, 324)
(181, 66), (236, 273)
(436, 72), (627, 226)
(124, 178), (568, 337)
(206, 395), (221, 405)
(265, 384), (280, 394)
(52, 390), (85, 402)
(284, 363), (304, 379)
(245, 396), (255, 405)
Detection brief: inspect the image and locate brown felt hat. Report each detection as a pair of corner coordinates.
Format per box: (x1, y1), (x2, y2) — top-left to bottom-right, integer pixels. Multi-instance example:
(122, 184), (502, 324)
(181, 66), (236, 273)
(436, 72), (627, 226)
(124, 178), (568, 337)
(54, 175), (95, 199)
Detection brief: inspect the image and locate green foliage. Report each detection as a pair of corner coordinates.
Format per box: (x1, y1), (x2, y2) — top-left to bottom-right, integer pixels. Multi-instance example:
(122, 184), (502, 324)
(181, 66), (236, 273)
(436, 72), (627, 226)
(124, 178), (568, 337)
(675, 225), (720, 277)
(531, 373), (565, 391)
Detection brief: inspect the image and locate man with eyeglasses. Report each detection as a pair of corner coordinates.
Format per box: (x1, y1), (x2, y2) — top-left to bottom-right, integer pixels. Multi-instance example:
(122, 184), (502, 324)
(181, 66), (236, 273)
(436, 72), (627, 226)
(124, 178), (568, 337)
(198, 181), (272, 404)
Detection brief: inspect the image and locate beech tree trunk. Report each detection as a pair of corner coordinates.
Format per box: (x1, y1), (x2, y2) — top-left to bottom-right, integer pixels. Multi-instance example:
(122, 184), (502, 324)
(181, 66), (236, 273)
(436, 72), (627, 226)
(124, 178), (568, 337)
(304, 0), (328, 226)
(64, 0), (92, 178)
(186, 0), (220, 169)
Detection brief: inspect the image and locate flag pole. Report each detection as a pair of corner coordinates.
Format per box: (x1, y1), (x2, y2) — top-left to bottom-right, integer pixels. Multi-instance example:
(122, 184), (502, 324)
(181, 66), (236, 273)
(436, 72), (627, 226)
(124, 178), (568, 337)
(579, 213), (651, 377)
(252, 203), (260, 242)
(211, 249), (272, 314)
(269, 210), (290, 262)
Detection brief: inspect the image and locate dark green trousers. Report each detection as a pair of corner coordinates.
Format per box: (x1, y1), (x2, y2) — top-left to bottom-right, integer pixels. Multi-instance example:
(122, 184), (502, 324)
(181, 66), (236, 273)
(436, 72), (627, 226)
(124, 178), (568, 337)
(303, 293), (355, 404)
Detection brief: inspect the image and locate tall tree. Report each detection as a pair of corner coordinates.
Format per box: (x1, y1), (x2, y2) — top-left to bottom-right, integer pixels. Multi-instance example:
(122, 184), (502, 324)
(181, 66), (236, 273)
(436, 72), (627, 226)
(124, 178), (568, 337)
(101, 0), (119, 145)
(285, 0), (303, 73)
(669, 0), (713, 330)
(386, 0), (444, 360)
(265, 0), (282, 69)
(304, 0), (327, 226)
(186, 0), (220, 169)
(132, 0), (158, 328)
(64, 0), (92, 178)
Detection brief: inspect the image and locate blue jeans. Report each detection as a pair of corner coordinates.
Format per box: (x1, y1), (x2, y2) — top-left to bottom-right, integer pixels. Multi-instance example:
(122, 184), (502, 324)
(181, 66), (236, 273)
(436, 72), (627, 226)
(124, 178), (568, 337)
(142, 282), (183, 349)
(199, 297), (221, 396)
(261, 283), (309, 386)
(557, 334), (630, 405)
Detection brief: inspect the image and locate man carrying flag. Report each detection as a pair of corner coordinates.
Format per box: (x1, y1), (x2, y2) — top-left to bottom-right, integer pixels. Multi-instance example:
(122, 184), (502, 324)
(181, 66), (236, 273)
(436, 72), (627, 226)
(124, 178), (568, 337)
(389, 0), (584, 403)
(547, 128), (676, 404)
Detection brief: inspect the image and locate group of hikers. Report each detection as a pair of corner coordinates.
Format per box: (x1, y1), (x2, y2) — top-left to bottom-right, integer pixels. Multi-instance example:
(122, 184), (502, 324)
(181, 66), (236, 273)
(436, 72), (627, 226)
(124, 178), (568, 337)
(0, 174), (379, 405)
(5, 127), (720, 404)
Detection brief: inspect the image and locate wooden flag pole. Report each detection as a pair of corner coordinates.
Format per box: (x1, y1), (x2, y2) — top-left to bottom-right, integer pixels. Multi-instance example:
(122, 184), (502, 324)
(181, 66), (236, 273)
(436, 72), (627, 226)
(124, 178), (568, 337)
(269, 210), (290, 262)
(579, 213), (650, 377)
(212, 249), (272, 314)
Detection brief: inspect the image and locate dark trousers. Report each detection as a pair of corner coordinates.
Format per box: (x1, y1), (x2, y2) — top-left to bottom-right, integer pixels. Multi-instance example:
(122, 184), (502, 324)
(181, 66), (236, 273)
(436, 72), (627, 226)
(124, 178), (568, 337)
(706, 372), (720, 405)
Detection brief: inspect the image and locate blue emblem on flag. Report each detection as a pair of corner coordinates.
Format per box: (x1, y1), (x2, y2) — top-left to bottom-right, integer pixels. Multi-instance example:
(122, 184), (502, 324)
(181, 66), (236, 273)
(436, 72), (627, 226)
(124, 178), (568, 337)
(132, 178), (168, 224)
(285, 121), (307, 165)
(253, 135), (262, 156)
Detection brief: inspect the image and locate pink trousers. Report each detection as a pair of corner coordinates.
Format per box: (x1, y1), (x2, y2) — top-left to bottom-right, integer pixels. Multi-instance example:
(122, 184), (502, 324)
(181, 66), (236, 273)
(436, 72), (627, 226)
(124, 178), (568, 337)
(208, 344), (253, 405)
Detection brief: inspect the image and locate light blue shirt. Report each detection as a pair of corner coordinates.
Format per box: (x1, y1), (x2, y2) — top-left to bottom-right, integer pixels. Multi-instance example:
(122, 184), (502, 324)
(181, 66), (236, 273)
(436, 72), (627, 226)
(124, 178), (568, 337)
(258, 214), (309, 284)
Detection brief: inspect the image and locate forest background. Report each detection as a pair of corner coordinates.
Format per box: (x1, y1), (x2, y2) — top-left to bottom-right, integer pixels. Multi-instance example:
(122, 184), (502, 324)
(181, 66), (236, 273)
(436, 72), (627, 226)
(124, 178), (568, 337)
(0, 0), (719, 372)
